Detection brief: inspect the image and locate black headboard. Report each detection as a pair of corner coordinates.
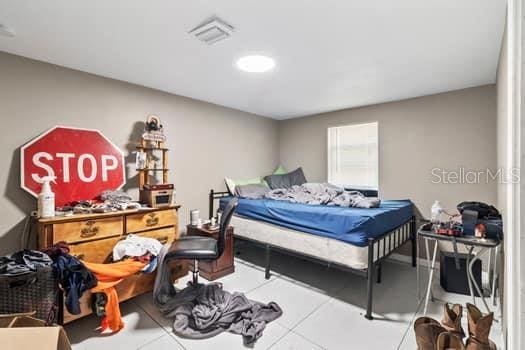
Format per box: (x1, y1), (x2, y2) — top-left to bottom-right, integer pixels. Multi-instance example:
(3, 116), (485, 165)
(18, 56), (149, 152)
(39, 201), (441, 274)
(209, 189), (230, 219)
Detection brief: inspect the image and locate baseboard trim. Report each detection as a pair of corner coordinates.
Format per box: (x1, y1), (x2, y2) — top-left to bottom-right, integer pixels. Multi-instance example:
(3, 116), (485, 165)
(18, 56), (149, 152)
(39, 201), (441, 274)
(388, 253), (436, 269)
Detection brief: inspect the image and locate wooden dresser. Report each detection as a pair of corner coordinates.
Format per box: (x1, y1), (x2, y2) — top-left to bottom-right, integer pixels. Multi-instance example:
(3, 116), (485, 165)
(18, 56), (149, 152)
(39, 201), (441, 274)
(37, 205), (188, 323)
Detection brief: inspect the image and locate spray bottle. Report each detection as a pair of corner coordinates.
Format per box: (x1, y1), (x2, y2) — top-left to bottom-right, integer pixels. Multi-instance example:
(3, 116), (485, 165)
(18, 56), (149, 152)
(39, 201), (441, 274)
(38, 176), (57, 218)
(431, 200), (443, 223)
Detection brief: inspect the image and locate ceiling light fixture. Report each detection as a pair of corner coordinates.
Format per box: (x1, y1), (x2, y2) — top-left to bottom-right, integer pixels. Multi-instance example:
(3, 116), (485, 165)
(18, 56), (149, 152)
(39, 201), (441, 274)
(236, 55), (275, 73)
(0, 24), (15, 37)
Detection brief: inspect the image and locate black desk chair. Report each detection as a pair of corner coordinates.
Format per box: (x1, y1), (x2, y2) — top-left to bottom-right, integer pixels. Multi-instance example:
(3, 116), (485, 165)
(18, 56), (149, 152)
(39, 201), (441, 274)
(165, 197), (238, 284)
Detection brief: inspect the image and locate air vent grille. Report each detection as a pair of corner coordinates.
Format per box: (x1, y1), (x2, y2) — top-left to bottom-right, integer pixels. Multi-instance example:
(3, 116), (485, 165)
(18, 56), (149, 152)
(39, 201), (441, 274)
(189, 17), (234, 45)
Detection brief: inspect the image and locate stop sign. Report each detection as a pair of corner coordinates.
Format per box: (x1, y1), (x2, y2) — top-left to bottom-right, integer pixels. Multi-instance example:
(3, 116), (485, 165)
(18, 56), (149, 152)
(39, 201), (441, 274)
(21, 126), (125, 206)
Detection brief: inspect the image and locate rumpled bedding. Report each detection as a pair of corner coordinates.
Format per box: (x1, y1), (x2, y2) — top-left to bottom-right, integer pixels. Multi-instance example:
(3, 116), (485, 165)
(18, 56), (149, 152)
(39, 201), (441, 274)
(265, 182), (381, 208)
(153, 247), (282, 346)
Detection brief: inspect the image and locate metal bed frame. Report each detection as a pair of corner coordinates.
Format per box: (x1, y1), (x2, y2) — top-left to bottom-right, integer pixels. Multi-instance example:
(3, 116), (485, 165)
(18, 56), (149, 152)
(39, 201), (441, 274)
(209, 189), (417, 320)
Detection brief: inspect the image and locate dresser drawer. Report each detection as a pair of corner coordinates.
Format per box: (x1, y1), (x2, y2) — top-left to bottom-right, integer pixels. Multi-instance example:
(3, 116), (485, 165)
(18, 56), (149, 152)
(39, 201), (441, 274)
(126, 210), (177, 233)
(135, 226), (177, 245)
(53, 217), (123, 244)
(69, 236), (121, 263)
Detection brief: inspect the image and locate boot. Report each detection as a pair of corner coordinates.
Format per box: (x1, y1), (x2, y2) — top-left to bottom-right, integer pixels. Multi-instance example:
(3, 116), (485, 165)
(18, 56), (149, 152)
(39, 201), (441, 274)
(437, 332), (466, 350)
(465, 303), (496, 350)
(442, 303), (465, 338)
(414, 317), (447, 350)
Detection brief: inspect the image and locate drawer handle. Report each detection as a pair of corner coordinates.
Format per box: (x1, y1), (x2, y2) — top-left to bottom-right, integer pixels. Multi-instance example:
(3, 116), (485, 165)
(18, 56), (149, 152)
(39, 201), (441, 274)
(80, 221), (99, 238)
(146, 214), (159, 227)
(158, 236), (169, 244)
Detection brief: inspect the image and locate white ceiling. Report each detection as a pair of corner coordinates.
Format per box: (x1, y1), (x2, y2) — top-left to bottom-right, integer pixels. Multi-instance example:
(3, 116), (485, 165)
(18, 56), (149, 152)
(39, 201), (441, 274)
(0, 1), (506, 119)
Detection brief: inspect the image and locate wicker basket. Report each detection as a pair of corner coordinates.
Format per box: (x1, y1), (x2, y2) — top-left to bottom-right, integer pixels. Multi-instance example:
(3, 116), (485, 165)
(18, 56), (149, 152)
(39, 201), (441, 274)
(0, 266), (59, 324)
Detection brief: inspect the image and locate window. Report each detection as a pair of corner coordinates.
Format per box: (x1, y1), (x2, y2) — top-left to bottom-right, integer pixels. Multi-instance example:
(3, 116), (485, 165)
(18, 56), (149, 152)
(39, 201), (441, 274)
(327, 122), (378, 190)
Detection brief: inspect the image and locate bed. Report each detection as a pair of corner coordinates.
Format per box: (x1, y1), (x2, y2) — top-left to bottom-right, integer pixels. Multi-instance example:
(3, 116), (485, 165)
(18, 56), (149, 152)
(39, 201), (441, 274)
(209, 189), (416, 320)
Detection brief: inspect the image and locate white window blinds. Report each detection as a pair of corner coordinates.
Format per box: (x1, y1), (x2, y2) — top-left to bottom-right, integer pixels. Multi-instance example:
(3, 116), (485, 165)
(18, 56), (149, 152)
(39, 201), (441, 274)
(327, 122), (378, 190)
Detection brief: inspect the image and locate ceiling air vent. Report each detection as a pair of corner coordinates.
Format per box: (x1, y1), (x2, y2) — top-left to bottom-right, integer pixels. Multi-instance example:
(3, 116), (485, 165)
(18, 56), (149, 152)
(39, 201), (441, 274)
(189, 17), (234, 45)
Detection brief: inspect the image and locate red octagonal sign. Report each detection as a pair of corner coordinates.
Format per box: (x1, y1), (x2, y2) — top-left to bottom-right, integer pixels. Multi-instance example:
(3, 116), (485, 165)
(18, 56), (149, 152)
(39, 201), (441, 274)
(21, 126), (125, 206)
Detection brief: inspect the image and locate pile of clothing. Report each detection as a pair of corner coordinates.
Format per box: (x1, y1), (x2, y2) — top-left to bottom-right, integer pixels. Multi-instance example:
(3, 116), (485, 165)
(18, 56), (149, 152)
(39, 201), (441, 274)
(41, 234), (165, 333)
(153, 246), (283, 346)
(43, 243), (98, 315)
(1, 233), (164, 334)
(0, 250), (52, 276)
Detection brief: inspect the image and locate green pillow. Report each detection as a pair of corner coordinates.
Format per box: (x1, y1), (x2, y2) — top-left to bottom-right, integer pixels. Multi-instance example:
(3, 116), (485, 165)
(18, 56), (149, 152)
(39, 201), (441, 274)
(225, 177), (267, 195)
(273, 165), (288, 175)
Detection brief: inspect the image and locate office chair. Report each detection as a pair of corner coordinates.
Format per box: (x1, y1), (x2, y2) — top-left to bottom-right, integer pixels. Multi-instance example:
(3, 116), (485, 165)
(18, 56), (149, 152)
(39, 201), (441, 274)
(165, 197), (238, 284)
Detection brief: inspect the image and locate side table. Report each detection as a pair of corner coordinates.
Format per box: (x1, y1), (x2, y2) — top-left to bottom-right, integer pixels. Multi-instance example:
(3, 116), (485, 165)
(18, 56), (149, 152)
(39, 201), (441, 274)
(418, 227), (501, 315)
(186, 224), (235, 280)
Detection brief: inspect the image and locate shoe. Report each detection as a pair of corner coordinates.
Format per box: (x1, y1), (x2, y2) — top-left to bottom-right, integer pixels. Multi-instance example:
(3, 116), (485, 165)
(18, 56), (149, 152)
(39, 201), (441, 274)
(465, 303), (496, 350)
(415, 317), (447, 350)
(437, 332), (466, 350)
(442, 303), (465, 338)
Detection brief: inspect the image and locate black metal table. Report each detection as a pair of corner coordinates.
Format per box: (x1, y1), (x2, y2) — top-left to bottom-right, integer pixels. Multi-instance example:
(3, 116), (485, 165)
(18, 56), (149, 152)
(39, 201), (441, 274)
(417, 228), (501, 314)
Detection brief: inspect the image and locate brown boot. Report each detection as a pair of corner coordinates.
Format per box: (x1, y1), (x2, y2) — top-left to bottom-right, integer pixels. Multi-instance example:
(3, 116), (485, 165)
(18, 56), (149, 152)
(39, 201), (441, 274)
(437, 332), (466, 350)
(415, 317), (447, 350)
(465, 303), (496, 350)
(442, 303), (465, 338)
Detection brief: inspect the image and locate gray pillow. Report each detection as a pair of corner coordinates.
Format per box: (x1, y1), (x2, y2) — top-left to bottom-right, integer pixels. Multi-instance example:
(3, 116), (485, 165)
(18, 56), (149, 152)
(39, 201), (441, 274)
(234, 184), (270, 199)
(264, 167), (307, 189)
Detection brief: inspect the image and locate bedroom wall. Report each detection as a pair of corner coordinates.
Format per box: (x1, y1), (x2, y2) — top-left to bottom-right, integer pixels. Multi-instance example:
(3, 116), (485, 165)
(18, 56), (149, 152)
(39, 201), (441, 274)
(279, 85), (498, 224)
(0, 52), (280, 255)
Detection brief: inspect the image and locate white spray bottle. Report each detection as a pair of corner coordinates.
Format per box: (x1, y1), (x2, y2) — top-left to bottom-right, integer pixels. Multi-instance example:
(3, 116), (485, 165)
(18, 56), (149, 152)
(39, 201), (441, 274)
(38, 176), (57, 218)
(431, 200), (443, 223)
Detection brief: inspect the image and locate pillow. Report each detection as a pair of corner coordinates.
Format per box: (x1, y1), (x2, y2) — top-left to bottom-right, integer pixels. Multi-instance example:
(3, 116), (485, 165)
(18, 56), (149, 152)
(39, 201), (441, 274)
(224, 177), (267, 195)
(273, 165), (288, 175)
(234, 184), (270, 199)
(264, 167), (307, 190)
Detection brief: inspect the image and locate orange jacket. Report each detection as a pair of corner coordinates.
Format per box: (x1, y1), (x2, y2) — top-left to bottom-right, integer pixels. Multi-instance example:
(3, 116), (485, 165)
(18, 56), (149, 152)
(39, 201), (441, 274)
(83, 259), (147, 332)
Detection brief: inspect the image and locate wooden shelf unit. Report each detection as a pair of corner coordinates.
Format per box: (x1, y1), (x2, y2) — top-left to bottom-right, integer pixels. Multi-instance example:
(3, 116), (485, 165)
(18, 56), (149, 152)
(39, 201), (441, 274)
(136, 139), (169, 188)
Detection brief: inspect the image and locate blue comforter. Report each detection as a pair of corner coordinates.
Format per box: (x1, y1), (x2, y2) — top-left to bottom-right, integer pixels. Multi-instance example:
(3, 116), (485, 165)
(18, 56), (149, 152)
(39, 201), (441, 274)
(220, 197), (413, 247)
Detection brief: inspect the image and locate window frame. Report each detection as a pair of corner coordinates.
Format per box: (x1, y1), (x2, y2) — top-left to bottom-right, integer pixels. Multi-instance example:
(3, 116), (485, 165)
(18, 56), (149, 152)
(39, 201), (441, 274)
(326, 121), (379, 191)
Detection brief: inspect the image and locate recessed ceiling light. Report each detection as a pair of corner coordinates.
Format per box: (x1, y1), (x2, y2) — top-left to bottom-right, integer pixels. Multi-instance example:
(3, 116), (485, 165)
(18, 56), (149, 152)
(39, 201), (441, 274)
(0, 24), (15, 37)
(236, 55), (275, 73)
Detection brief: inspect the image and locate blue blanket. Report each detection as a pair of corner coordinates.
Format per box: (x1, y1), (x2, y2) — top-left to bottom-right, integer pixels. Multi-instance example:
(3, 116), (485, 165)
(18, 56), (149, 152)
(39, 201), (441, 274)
(220, 197), (413, 247)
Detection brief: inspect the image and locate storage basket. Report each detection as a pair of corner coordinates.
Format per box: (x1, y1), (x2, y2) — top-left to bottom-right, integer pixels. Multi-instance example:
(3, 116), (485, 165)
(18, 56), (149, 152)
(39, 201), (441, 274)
(0, 266), (59, 324)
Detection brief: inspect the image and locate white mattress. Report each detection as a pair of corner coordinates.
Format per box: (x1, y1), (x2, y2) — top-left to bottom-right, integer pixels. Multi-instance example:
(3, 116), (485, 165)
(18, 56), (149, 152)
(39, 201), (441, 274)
(231, 215), (371, 270)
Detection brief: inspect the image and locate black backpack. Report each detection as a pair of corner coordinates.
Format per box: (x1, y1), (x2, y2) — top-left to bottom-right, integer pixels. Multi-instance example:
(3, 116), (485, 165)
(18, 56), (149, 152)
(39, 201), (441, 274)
(456, 201), (501, 220)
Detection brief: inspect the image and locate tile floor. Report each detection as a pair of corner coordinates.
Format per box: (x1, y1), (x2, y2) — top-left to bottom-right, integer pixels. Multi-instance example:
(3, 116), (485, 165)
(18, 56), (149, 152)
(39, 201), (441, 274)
(66, 242), (503, 349)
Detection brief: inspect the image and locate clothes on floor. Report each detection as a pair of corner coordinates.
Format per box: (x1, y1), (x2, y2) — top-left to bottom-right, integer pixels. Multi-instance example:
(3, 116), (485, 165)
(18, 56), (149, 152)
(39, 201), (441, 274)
(153, 246), (283, 345)
(83, 259), (147, 333)
(0, 249), (53, 277)
(265, 182), (381, 208)
(43, 242), (98, 315)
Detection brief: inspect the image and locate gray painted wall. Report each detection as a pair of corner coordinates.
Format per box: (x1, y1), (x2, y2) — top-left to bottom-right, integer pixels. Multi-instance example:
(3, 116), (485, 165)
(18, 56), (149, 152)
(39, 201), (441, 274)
(0, 52), (279, 255)
(279, 85), (498, 221)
